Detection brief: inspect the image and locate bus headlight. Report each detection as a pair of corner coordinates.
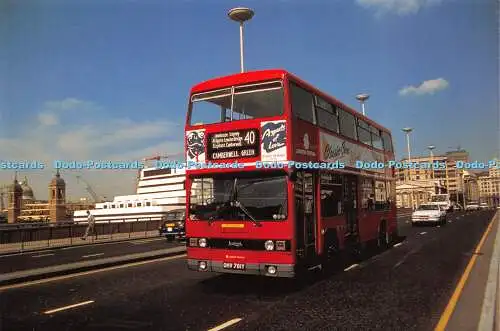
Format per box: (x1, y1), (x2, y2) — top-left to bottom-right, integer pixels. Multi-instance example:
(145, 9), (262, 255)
(264, 240), (274, 251)
(267, 265), (277, 275)
(198, 238), (207, 248)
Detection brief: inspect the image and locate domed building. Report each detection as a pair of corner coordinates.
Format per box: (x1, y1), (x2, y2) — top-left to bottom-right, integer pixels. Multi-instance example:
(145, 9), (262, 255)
(2, 171), (96, 224)
(20, 176), (35, 206)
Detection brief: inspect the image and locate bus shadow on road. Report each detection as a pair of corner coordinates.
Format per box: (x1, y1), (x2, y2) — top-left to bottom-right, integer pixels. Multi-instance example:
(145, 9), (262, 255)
(198, 273), (311, 297)
(197, 240), (407, 297)
(197, 236), (408, 297)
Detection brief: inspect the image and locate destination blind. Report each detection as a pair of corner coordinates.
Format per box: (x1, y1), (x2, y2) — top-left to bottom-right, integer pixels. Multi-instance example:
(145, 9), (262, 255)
(207, 129), (260, 160)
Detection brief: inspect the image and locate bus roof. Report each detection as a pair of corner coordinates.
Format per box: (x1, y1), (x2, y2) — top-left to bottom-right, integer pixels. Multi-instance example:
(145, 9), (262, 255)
(190, 69), (392, 134)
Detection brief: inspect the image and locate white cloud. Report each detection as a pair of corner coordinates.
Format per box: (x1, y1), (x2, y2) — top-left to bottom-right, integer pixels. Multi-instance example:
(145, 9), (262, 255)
(0, 98), (184, 201)
(38, 112), (59, 126)
(356, 0), (443, 16)
(398, 78), (449, 96)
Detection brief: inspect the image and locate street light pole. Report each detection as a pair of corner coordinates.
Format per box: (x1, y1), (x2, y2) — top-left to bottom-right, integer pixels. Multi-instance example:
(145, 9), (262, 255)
(428, 145), (435, 181)
(228, 7), (254, 73)
(355, 93), (370, 116)
(402, 127), (414, 209)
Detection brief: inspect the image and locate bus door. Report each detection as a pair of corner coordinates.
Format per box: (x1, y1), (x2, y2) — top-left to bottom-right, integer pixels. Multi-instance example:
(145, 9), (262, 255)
(294, 171), (317, 260)
(344, 175), (358, 235)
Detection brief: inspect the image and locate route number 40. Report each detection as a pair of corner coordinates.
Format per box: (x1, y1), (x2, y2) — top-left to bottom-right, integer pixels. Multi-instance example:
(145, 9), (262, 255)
(244, 131), (256, 145)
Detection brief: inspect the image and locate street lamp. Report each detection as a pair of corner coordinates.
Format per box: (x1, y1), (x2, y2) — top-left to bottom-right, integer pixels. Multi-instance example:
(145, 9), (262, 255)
(428, 145), (435, 181)
(228, 7), (254, 73)
(355, 93), (370, 116)
(402, 127), (414, 209)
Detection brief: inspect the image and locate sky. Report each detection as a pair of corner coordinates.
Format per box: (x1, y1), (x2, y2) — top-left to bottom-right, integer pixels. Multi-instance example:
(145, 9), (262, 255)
(0, 0), (498, 200)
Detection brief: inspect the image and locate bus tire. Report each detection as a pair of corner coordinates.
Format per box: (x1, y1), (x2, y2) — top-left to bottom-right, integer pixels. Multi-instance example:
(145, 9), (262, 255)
(322, 230), (339, 272)
(325, 230), (339, 260)
(377, 220), (390, 250)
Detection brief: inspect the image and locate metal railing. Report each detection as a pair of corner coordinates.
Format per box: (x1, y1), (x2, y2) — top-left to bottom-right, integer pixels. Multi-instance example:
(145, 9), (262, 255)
(0, 217), (166, 254)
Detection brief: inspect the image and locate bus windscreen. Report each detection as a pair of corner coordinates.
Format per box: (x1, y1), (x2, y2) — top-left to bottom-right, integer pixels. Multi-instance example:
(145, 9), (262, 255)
(189, 81), (283, 125)
(189, 173), (287, 221)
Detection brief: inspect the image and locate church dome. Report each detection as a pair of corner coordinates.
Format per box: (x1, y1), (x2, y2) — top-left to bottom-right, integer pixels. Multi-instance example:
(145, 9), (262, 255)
(21, 177), (35, 200)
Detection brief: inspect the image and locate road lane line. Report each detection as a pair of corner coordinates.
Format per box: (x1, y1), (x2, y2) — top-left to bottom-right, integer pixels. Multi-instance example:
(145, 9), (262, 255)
(394, 242), (403, 247)
(0, 250), (56, 258)
(344, 264), (359, 271)
(434, 212), (497, 331)
(0, 254), (186, 291)
(207, 318), (243, 331)
(419, 232), (427, 235)
(43, 300), (94, 314)
(82, 253), (104, 258)
(131, 238), (164, 245)
(31, 254), (55, 258)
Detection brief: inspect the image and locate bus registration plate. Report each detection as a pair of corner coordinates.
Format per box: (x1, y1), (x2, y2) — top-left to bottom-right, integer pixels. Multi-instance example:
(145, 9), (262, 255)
(223, 262), (245, 270)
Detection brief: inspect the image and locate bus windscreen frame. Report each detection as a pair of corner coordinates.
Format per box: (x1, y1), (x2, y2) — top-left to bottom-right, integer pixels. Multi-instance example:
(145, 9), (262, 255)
(188, 80), (284, 126)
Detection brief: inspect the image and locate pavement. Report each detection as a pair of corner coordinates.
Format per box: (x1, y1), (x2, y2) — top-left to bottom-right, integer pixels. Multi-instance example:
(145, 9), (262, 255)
(0, 230), (161, 255)
(0, 210), (496, 331)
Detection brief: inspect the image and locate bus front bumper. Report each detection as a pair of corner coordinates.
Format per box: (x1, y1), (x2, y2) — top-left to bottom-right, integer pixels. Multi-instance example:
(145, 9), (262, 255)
(187, 259), (295, 278)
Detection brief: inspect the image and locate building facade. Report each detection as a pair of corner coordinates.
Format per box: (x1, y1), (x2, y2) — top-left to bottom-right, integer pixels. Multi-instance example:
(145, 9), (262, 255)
(395, 150), (470, 208)
(477, 159), (500, 207)
(4, 171), (91, 223)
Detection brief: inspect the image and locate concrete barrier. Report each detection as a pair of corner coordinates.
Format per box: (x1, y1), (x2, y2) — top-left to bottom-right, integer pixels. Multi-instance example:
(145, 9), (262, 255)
(478, 211), (499, 331)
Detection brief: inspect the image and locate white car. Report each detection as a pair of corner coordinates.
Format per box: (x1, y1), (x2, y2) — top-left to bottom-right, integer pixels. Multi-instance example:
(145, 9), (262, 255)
(465, 204), (480, 211)
(411, 204), (447, 226)
(479, 203), (489, 210)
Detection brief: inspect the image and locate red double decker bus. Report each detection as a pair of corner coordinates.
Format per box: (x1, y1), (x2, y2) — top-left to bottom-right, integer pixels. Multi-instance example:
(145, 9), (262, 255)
(184, 69), (396, 278)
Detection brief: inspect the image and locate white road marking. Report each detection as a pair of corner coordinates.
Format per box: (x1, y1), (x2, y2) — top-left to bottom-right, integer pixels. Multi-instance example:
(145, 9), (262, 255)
(419, 232), (427, 235)
(82, 253), (104, 258)
(0, 250), (56, 258)
(31, 254), (54, 258)
(207, 318), (243, 331)
(130, 238), (164, 245)
(344, 264), (359, 271)
(0, 254), (186, 291)
(43, 300), (94, 314)
(394, 242), (403, 247)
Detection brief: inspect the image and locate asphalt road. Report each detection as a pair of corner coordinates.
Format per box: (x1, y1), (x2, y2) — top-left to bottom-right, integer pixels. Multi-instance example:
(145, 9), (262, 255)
(0, 237), (183, 274)
(0, 210), (495, 331)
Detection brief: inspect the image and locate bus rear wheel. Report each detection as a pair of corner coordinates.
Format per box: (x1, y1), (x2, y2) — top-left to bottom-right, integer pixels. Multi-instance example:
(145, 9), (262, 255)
(377, 221), (390, 250)
(321, 231), (340, 272)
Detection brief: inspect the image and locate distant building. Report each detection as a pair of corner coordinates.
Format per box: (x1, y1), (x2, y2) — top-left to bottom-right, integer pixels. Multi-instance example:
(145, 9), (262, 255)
(7, 175), (23, 223)
(395, 150), (471, 208)
(477, 159), (500, 207)
(5, 171), (93, 223)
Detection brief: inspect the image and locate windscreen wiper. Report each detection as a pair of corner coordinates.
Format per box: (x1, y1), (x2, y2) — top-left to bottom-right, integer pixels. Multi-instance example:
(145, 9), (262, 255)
(232, 200), (261, 227)
(208, 178), (238, 225)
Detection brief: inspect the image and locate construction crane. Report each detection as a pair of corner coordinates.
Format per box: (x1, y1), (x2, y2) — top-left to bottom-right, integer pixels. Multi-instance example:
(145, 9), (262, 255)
(74, 175), (105, 203)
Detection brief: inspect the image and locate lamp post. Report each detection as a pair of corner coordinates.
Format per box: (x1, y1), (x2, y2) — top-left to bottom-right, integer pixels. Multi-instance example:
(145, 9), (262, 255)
(355, 93), (370, 116)
(228, 7), (254, 73)
(428, 145), (435, 181)
(461, 172), (467, 208)
(402, 127), (414, 209)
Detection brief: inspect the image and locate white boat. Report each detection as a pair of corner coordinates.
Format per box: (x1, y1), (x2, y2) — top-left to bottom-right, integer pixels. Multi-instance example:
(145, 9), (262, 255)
(73, 167), (189, 223)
